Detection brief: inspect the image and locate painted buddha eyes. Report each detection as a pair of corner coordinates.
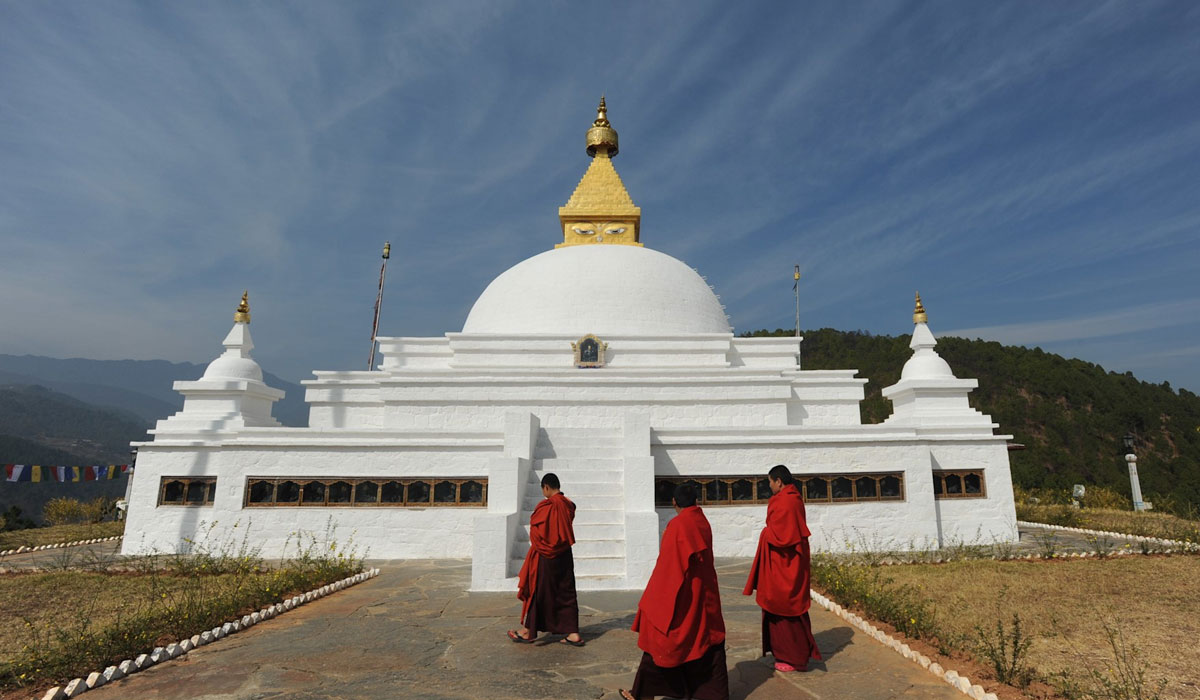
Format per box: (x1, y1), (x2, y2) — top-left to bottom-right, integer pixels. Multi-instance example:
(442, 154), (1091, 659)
(570, 224), (627, 242)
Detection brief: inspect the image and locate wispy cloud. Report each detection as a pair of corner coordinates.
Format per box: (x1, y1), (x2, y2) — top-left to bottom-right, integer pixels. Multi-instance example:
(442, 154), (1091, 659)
(0, 1), (1197, 392)
(942, 299), (1200, 346)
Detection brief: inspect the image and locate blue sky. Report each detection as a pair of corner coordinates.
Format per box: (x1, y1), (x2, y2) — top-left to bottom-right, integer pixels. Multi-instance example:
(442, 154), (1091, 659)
(2, 1), (1198, 391)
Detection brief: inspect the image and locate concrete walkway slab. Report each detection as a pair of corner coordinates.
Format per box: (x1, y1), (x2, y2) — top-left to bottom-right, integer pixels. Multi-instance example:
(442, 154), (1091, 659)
(81, 558), (961, 700)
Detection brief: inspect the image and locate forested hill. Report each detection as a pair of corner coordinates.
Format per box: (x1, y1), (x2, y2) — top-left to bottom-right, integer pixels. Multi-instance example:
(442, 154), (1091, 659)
(743, 328), (1200, 511)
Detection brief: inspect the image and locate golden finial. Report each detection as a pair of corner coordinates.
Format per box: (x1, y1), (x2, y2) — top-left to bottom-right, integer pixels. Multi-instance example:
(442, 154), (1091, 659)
(382, 241), (391, 260)
(586, 96), (619, 158)
(234, 290), (251, 324)
(913, 291), (927, 324)
(593, 96), (610, 127)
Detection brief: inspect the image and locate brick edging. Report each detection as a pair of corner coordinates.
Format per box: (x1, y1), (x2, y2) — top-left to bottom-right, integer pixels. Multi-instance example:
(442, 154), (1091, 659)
(810, 590), (997, 700)
(0, 535), (123, 558)
(34, 567), (381, 700)
(1017, 520), (1198, 552)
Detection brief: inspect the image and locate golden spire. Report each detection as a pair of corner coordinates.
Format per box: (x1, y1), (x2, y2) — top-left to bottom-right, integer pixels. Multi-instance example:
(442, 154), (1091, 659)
(234, 290), (251, 324)
(913, 291), (927, 324)
(558, 97), (641, 248)
(586, 96), (619, 158)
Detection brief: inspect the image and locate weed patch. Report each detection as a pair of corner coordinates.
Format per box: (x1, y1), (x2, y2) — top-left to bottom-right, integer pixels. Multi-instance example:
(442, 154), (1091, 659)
(0, 523), (364, 692)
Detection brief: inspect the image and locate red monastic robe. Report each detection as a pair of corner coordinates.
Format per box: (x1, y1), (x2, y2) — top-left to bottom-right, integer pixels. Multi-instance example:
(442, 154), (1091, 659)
(743, 483), (813, 616)
(516, 492), (576, 621)
(632, 505), (726, 668)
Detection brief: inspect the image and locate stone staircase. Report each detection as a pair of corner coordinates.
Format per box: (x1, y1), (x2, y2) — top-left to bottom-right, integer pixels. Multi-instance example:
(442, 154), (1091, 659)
(510, 427), (629, 589)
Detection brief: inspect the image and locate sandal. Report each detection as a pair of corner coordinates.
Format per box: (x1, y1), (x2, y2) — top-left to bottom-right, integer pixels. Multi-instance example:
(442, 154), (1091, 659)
(774, 661), (796, 672)
(559, 637), (585, 647)
(507, 629), (536, 644)
(619, 691), (637, 700)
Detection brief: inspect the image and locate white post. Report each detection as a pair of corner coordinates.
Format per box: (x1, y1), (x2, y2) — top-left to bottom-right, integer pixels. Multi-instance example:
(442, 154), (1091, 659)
(1126, 453), (1145, 512)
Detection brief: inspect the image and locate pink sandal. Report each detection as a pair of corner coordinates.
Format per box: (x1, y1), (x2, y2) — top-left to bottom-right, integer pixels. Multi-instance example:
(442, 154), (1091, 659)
(774, 661), (796, 672)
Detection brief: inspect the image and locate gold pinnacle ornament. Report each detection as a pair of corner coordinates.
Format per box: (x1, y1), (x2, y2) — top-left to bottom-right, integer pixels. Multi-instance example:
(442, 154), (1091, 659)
(234, 290), (251, 324)
(586, 96), (619, 157)
(558, 97), (642, 248)
(913, 292), (927, 324)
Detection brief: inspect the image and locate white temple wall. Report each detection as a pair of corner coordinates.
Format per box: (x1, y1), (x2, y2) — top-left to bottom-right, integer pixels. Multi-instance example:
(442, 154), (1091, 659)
(928, 443), (1019, 545)
(122, 444), (497, 559)
(651, 439), (1019, 553)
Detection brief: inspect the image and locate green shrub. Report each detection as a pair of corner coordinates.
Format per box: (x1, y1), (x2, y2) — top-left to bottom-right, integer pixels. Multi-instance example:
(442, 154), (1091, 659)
(975, 612), (1034, 687)
(811, 555), (942, 642)
(42, 498), (87, 526)
(1082, 486), (1131, 511)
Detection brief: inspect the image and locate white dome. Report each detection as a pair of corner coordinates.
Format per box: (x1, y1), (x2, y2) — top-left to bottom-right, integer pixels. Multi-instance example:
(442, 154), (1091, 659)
(463, 245), (731, 335)
(899, 323), (955, 381)
(202, 354), (264, 381)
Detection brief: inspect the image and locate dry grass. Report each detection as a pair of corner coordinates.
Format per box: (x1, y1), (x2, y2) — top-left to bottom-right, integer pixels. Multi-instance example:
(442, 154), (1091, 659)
(0, 521), (125, 551)
(884, 556), (1200, 699)
(1018, 504), (1200, 544)
(0, 572), (225, 665)
(1071, 509), (1200, 543)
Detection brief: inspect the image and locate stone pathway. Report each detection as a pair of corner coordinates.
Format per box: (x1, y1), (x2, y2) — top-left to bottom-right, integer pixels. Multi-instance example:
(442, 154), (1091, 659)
(78, 558), (961, 700)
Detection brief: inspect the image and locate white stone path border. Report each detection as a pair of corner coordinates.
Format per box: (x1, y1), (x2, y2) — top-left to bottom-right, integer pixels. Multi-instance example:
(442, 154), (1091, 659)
(35, 567), (381, 700)
(810, 590), (998, 700)
(1, 535), (123, 558)
(1017, 520), (1199, 552)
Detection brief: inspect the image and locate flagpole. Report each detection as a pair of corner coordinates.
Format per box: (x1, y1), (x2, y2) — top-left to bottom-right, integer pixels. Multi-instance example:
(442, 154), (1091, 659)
(794, 264), (801, 338)
(368, 241), (391, 370)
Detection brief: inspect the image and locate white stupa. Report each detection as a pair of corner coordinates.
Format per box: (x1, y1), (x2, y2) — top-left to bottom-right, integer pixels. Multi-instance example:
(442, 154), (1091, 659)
(124, 100), (1018, 590)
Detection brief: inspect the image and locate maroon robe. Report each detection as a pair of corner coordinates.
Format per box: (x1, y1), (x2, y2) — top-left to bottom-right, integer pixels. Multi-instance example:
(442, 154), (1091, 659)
(629, 505), (728, 699)
(517, 492), (578, 634)
(743, 483), (821, 670)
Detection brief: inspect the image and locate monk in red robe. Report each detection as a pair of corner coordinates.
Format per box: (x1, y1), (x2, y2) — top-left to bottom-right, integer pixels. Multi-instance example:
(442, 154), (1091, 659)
(508, 472), (584, 646)
(620, 484), (728, 700)
(743, 464), (822, 672)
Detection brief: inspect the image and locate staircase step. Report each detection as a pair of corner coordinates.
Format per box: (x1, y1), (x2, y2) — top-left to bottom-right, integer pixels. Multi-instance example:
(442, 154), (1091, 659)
(537, 431), (621, 446)
(572, 510), (626, 526)
(532, 459), (623, 473)
(512, 539), (626, 558)
(529, 481), (622, 498)
(534, 446), (623, 459)
(518, 522), (625, 540)
(524, 494), (623, 511)
(530, 472), (623, 487)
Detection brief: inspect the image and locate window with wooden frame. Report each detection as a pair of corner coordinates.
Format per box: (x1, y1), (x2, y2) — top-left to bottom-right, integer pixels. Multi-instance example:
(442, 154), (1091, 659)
(653, 472), (904, 507)
(158, 477), (217, 506)
(932, 469), (986, 499)
(243, 477), (487, 508)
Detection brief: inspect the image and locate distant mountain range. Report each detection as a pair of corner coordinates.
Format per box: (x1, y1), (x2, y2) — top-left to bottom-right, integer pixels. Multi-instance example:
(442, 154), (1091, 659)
(0, 354), (308, 425)
(0, 354), (308, 464)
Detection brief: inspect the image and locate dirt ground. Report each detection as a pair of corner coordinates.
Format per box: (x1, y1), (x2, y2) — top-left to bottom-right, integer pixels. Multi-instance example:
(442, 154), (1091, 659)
(880, 555), (1200, 699)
